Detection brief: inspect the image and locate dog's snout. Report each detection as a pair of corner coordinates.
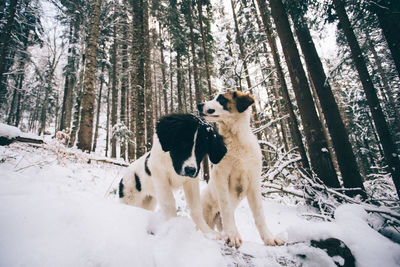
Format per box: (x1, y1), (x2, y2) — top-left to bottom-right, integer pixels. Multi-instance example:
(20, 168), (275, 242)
(184, 166), (196, 177)
(207, 108), (215, 114)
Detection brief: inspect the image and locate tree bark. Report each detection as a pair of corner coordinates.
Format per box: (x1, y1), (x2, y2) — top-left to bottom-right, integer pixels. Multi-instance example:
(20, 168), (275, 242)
(131, 0), (146, 159)
(0, 0), (18, 107)
(92, 63), (105, 152)
(159, 26), (169, 114)
(187, 0), (203, 104)
(256, 0), (309, 169)
(111, 22), (118, 158)
(333, 0), (400, 198)
(77, 0), (102, 152)
(290, 10), (365, 195)
(144, 0), (153, 152)
(196, 0), (212, 98)
(371, 0), (400, 78)
(268, 0), (340, 187)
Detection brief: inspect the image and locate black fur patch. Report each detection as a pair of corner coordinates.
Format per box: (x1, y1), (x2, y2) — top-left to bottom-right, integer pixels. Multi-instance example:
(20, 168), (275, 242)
(118, 179), (124, 198)
(156, 114), (227, 177)
(145, 153), (151, 176)
(216, 94), (229, 111)
(310, 238), (355, 267)
(135, 173), (142, 192)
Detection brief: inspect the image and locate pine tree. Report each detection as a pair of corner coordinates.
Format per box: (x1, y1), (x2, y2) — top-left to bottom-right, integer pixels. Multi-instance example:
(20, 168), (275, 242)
(268, 0), (340, 187)
(77, 0), (102, 152)
(332, 0), (400, 198)
(287, 0), (365, 196)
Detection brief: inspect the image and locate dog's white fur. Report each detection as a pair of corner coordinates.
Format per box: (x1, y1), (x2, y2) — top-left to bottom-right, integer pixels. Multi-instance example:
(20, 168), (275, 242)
(200, 91), (285, 247)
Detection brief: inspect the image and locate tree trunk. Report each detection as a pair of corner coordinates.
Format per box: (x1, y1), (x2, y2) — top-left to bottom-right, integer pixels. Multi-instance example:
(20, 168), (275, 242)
(159, 26), (169, 114)
(144, 0), (153, 152)
(290, 11), (365, 195)
(131, 0), (146, 159)
(77, 0), (102, 152)
(188, 0), (203, 104)
(176, 51), (183, 112)
(371, 0), (400, 78)
(92, 63), (105, 152)
(196, 0), (212, 98)
(333, 0), (400, 198)
(256, 0), (309, 169)
(268, 0), (340, 187)
(105, 82), (111, 157)
(111, 23), (118, 159)
(120, 24), (129, 160)
(0, 0), (18, 107)
(365, 30), (400, 137)
(60, 23), (78, 131)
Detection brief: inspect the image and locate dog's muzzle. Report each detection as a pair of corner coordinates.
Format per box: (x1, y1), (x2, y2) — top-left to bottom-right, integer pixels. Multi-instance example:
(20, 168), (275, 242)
(184, 166), (197, 178)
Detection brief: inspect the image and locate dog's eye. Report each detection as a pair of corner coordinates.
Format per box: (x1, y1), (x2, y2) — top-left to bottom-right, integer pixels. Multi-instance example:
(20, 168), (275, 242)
(217, 95), (228, 105)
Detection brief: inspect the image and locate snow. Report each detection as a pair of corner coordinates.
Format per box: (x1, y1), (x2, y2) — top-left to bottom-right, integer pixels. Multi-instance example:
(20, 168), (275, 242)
(0, 123), (21, 139)
(1, 143), (400, 266)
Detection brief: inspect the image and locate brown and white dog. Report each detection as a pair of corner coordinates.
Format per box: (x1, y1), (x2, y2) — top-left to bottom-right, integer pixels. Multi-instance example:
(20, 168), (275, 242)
(198, 91), (285, 248)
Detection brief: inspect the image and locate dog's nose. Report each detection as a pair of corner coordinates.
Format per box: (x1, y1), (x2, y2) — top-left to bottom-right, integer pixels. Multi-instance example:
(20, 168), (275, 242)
(207, 108), (215, 114)
(184, 166), (197, 177)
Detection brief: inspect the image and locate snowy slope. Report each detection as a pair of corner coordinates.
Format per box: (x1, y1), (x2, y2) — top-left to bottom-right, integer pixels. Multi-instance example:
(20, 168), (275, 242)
(0, 142), (399, 267)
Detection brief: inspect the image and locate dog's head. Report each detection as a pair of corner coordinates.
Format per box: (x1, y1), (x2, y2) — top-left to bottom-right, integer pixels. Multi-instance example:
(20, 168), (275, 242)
(197, 91), (254, 123)
(156, 114), (227, 178)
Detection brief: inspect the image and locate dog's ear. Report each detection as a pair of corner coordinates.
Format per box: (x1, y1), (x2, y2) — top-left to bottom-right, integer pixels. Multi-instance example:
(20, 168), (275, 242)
(206, 128), (227, 164)
(156, 114), (197, 152)
(156, 115), (180, 152)
(233, 91), (254, 113)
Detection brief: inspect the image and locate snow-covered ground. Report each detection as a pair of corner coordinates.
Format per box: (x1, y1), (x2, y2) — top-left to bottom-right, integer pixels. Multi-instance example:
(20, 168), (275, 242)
(1, 140), (400, 267)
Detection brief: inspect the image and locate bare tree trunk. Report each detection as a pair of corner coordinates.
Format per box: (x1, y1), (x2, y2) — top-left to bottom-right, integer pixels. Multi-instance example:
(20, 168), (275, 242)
(159, 26), (169, 114)
(77, 0), (102, 152)
(366, 30), (400, 136)
(144, 0), (153, 152)
(131, 0), (146, 159)
(105, 84), (111, 157)
(111, 23), (118, 158)
(60, 24), (78, 131)
(371, 0), (400, 78)
(176, 51), (183, 112)
(290, 9), (365, 195)
(92, 63), (105, 152)
(268, 0), (340, 187)
(333, 0), (400, 198)
(120, 24), (129, 160)
(0, 0), (18, 107)
(196, 0), (212, 98)
(188, 0), (203, 104)
(256, 0), (309, 169)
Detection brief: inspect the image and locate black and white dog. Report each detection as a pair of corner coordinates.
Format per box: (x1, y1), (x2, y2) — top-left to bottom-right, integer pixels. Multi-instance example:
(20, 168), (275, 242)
(119, 114), (227, 236)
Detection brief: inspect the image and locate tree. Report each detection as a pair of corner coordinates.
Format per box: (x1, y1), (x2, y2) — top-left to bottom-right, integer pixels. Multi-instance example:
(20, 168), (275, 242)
(370, 0), (400, 78)
(332, 0), (400, 198)
(287, 0), (365, 196)
(256, 0), (309, 169)
(268, 0), (340, 187)
(77, 0), (102, 152)
(0, 0), (18, 108)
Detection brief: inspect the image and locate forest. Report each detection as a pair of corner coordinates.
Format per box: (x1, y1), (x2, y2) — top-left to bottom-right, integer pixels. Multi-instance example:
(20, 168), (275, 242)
(0, 0), (400, 265)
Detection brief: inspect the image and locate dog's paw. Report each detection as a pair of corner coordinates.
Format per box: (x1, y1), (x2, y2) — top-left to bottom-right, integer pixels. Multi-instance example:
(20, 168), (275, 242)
(224, 231), (242, 248)
(204, 230), (223, 240)
(263, 236), (286, 246)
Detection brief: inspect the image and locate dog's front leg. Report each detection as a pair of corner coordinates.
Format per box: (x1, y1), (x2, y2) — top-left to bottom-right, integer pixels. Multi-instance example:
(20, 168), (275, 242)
(247, 178), (285, 246)
(183, 180), (220, 239)
(154, 178), (177, 220)
(213, 170), (242, 248)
